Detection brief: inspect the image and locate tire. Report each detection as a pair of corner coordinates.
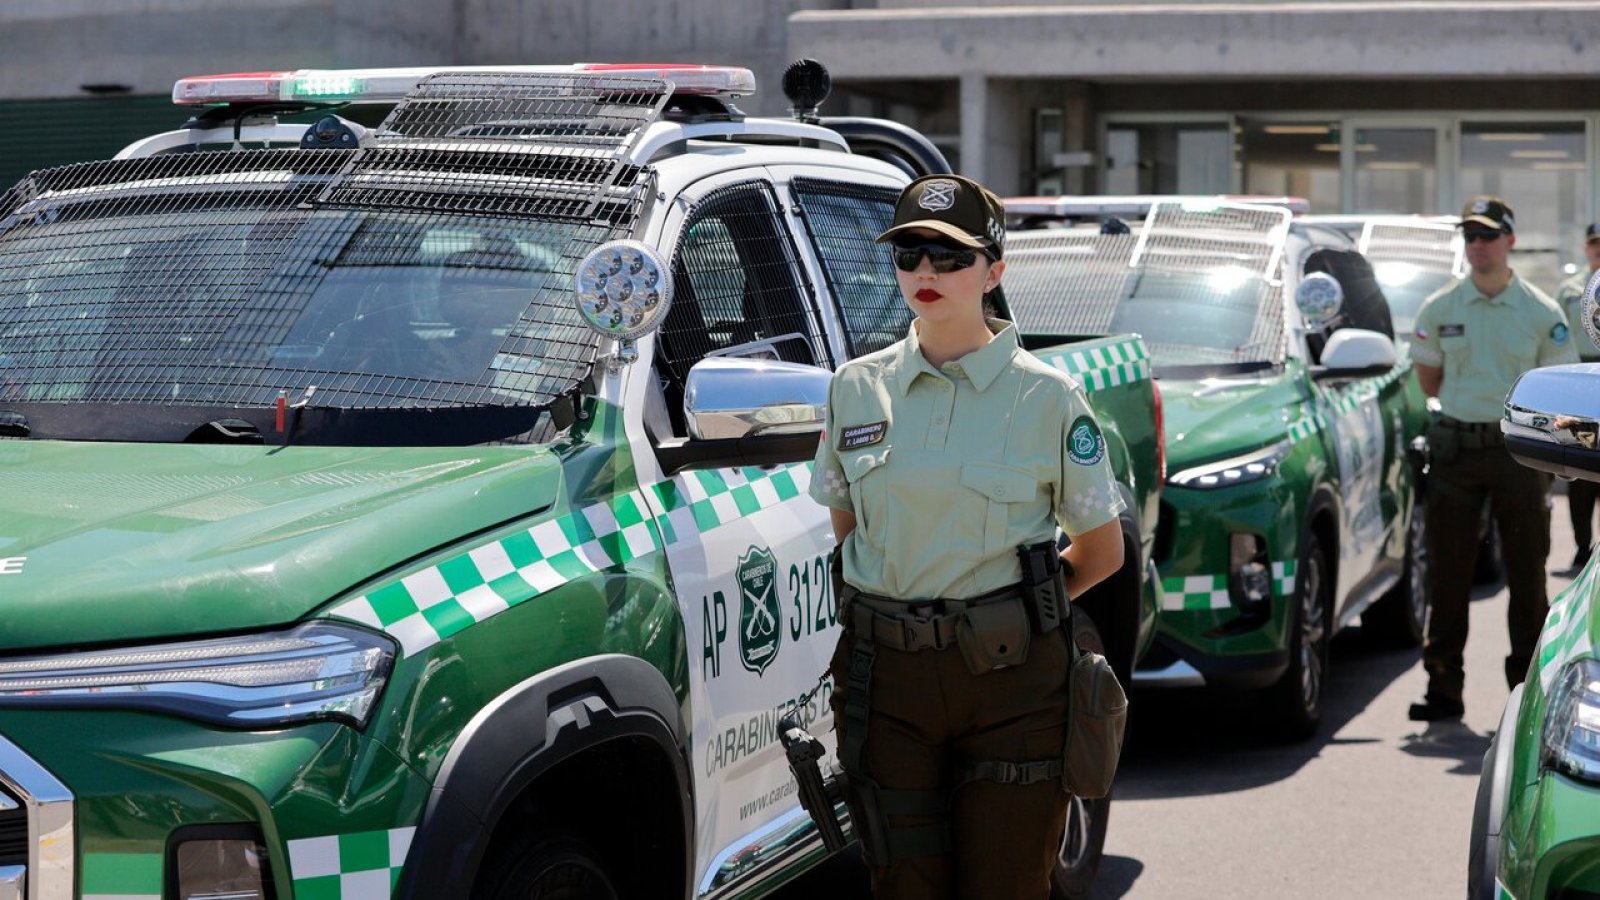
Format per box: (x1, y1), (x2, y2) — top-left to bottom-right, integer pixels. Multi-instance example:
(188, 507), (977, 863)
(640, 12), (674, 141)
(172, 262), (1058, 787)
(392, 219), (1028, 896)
(1263, 533), (1331, 742)
(1052, 615), (1113, 899)
(1363, 491), (1429, 646)
(473, 834), (621, 900)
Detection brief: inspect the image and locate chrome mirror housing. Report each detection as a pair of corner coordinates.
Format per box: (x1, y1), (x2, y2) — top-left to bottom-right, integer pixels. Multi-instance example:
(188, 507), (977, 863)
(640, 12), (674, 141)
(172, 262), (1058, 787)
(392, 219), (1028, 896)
(684, 357), (831, 441)
(1503, 363), (1600, 481)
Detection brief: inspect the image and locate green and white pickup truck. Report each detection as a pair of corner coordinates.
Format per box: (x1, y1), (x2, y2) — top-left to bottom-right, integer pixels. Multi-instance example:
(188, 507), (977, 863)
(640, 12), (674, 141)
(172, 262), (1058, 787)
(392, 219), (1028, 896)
(1004, 198), (1431, 741)
(0, 63), (1159, 899)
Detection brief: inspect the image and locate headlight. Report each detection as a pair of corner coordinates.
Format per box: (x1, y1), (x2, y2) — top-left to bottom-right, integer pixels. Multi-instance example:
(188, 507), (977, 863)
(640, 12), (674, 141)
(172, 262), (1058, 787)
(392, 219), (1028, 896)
(0, 621), (394, 729)
(1542, 658), (1600, 783)
(1168, 439), (1293, 489)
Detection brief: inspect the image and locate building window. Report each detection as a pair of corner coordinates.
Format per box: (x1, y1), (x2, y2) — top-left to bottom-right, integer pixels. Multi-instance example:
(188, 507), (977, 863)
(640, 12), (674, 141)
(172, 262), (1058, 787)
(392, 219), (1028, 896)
(1104, 122), (1231, 195)
(1460, 122), (1588, 291)
(1354, 128), (1437, 215)
(1240, 120), (1341, 212)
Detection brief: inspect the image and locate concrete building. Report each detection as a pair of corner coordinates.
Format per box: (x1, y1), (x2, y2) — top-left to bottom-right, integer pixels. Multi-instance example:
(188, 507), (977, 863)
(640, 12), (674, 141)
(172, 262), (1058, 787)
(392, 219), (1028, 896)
(7, 1), (1600, 282)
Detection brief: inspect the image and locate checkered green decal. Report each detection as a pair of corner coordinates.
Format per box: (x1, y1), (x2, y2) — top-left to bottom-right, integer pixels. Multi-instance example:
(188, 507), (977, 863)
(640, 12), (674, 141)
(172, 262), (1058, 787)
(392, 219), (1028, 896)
(289, 827), (414, 898)
(331, 488), (662, 656)
(1537, 554), (1599, 690)
(83, 852), (161, 900)
(1286, 364), (1409, 444)
(1160, 560), (1295, 612)
(1034, 338), (1152, 392)
(647, 464), (811, 547)
(331, 464), (814, 657)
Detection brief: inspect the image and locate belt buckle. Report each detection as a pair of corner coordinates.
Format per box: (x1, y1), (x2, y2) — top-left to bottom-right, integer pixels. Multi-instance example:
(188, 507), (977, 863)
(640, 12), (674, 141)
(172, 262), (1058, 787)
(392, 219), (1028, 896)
(901, 616), (935, 651)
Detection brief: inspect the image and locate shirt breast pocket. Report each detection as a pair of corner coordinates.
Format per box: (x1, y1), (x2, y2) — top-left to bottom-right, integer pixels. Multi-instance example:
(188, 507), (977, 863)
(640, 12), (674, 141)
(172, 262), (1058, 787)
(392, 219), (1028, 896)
(1439, 334), (1469, 370)
(842, 447), (891, 546)
(960, 461), (1040, 555)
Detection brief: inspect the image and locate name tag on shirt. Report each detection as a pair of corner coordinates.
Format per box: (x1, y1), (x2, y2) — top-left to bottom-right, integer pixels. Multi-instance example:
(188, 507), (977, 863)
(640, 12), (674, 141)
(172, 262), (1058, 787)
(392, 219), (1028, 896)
(839, 421), (887, 450)
(1439, 324), (1465, 337)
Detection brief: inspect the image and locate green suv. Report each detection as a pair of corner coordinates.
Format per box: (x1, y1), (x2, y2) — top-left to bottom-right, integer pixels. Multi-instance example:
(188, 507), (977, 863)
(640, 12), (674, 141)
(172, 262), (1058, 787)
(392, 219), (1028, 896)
(1005, 199), (1431, 738)
(0, 64), (1163, 899)
(1471, 314), (1600, 898)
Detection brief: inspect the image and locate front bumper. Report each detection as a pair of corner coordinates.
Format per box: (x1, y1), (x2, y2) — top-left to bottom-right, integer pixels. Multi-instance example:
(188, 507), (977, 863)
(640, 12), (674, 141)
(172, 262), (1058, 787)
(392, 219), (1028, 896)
(0, 708), (431, 898)
(1148, 479), (1302, 680)
(1501, 771), (1600, 897)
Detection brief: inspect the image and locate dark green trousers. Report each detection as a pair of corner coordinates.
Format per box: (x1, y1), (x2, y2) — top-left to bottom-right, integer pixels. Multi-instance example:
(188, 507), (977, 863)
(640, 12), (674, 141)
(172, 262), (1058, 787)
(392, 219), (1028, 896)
(1423, 433), (1551, 701)
(829, 625), (1071, 900)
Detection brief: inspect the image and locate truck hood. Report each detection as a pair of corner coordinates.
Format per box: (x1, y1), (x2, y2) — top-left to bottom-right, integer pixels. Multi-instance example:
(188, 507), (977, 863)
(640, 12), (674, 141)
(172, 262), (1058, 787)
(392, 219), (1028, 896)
(1160, 371), (1306, 473)
(0, 442), (564, 651)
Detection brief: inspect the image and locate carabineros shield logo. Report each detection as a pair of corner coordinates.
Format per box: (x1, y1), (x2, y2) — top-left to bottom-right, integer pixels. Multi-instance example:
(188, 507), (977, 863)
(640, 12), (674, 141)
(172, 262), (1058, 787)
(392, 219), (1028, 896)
(738, 545), (782, 676)
(1068, 415), (1105, 466)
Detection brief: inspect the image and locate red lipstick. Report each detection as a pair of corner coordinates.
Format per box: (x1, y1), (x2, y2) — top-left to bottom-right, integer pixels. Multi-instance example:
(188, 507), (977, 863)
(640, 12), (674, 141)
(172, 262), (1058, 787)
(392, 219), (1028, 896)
(915, 289), (942, 303)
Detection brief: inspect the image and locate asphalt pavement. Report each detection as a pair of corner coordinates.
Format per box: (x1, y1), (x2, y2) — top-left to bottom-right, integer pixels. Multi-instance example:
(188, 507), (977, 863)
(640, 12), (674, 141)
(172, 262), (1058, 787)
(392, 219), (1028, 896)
(777, 492), (1592, 899)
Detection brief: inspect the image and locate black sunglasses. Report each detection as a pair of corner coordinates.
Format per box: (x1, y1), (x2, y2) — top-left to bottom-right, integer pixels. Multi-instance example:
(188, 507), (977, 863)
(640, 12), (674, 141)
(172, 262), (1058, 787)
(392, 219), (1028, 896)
(890, 240), (986, 274)
(1461, 229), (1505, 244)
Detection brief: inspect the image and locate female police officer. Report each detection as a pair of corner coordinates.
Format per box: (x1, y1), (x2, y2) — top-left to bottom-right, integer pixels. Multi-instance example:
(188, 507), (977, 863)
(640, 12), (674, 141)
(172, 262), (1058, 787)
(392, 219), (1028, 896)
(808, 174), (1125, 899)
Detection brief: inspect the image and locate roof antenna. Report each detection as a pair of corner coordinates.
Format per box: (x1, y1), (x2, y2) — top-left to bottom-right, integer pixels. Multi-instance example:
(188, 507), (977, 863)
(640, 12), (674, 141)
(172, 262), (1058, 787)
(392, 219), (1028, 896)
(782, 59), (832, 125)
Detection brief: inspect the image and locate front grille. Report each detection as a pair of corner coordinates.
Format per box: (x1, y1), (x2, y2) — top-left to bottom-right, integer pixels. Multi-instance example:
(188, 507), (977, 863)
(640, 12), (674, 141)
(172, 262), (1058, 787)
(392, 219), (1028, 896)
(0, 788), (24, 867)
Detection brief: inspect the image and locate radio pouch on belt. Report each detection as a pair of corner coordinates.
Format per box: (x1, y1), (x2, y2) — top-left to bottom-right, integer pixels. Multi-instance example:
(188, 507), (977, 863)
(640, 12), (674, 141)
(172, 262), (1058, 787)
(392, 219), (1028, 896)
(1061, 611), (1129, 800)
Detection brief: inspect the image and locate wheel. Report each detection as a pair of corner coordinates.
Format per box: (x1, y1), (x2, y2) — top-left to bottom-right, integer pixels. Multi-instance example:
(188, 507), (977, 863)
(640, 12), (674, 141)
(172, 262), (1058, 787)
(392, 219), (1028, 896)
(472, 834), (621, 900)
(1052, 614), (1113, 899)
(1363, 490), (1429, 646)
(1263, 534), (1330, 741)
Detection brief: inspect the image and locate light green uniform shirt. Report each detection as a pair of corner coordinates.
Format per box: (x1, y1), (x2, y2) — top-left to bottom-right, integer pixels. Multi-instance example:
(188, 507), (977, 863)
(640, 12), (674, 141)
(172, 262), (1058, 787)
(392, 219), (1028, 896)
(1555, 269), (1600, 361)
(1410, 273), (1578, 422)
(809, 318), (1125, 600)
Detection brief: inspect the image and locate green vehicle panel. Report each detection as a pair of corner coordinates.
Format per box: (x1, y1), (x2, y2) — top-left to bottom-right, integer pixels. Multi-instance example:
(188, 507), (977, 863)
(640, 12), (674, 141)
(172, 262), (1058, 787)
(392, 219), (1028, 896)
(0, 66), (1164, 899)
(1004, 205), (1431, 732)
(1471, 361), (1600, 900)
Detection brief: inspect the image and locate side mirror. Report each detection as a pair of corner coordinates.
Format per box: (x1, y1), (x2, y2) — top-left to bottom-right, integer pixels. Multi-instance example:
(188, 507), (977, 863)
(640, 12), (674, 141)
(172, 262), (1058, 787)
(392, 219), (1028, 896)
(1310, 328), (1397, 380)
(1503, 363), (1600, 482)
(656, 357), (832, 473)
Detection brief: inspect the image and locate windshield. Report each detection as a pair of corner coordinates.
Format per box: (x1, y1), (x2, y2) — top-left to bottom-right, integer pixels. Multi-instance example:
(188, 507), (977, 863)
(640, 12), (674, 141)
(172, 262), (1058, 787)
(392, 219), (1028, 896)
(1374, 262), (1457, 339)
(1004, 231), (1286, 371)
(0, 151), (616, 444)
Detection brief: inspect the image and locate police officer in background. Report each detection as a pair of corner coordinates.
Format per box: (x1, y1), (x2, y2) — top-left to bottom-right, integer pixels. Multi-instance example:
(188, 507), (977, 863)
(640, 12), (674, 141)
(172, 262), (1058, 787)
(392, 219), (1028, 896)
(1553, 224), (1600, 570)
(809, 174), (1125, 898)
(1407, 196), (1579, 721)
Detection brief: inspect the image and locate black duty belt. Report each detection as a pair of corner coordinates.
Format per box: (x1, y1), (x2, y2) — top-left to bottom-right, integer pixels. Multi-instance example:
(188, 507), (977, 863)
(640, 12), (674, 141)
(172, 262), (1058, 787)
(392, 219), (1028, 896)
(845, 583), (1022, 653)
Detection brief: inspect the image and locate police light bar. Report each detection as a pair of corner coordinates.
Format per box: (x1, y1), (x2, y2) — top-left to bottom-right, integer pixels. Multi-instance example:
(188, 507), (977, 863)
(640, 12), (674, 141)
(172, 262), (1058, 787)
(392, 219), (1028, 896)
(1006, 194), (1311, 219)
(173, 64), (757, 106)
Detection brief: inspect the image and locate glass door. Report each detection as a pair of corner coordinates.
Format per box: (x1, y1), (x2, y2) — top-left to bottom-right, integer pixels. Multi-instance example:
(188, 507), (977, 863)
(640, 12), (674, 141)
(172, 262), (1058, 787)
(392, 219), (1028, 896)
(1459, 121), (1588, 291)
(1347, 124), (1443, 215)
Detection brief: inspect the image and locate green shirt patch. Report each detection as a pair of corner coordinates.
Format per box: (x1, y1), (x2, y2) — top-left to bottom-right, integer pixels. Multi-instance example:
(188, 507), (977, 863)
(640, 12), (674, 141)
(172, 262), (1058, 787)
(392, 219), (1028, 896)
(1068, 416), (1105, 465)
(1553, 322), (1570, 345)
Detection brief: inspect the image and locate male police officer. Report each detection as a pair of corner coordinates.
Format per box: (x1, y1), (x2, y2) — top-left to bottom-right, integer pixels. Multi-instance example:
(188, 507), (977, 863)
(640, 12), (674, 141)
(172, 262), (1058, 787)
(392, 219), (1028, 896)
(1554, 225), (1600, 569)
(1407, 196), (1578, 721)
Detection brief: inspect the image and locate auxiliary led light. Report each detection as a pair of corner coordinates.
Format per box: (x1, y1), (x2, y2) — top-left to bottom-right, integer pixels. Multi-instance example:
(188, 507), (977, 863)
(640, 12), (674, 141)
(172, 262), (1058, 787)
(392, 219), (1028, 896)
(573, 240), (673, 339)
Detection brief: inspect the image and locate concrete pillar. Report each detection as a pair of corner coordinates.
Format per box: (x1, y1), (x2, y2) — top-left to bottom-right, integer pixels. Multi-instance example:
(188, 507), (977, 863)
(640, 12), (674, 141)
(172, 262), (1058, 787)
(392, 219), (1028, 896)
(960, 71), (988, 184)
(960, 73), (1023, 195)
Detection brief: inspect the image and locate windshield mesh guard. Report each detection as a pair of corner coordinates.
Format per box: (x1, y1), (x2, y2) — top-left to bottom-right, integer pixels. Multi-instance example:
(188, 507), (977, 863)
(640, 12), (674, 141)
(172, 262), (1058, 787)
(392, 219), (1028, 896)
(1005, 206), (1289, 368)
(1359, 221), (1466, 279)
(0, 73), (674, 441)
(319, 71), (671, 224)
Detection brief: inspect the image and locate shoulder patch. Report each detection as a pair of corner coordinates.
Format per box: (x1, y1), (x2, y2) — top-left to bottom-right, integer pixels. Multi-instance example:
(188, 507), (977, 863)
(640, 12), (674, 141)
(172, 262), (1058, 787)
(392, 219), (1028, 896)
(1413, 327), (1428, 341)
(1552, 322), (1571, 345)
(1067, 415), (1106, 466)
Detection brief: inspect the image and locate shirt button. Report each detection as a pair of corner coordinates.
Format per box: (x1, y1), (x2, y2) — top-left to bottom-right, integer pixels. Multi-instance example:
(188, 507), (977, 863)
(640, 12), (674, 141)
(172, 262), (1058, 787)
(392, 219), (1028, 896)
(994, 486), (1006, 497)
(934, 415), (947, 424)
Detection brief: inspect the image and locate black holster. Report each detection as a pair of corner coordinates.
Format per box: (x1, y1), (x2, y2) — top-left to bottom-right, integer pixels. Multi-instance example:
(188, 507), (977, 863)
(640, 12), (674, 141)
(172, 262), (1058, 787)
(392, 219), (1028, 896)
(1017, 540), (1072, 634)
(777, 717), (849, 852)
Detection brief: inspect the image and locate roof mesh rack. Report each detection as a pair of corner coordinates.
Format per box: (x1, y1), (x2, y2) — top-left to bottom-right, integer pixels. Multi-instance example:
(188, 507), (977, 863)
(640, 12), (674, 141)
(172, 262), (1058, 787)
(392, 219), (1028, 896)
(317, 71), (672, 223)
